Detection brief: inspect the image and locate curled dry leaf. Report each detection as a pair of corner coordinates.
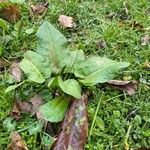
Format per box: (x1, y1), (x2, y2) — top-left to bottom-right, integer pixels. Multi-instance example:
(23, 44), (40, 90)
(108, 80), (138, 95)
(58, 15), (74, 28)
(141, 35), (150, 46)
(7, 132), (28, 150)
(0, 5), (20, 22)
(10, 63), (22, 82)
(52, 94), (88, 150)
(30, 2), (49, 16)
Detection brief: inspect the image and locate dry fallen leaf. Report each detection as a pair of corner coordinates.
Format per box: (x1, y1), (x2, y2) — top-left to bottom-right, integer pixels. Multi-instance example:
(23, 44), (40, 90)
(8, 132), (28, 150)
(108, 80), (138, 95)
(10, 63), (22, 82)
(58, 15), (74, 28)
(52, 94), (88, 150)
(30, 2), (49, 16)
(11, 100), (32, 119)
(30, 95), (44, 120)
(96, 40), (107, 49)
(0, 5), (20, 22)
(141, 35), (150, 46)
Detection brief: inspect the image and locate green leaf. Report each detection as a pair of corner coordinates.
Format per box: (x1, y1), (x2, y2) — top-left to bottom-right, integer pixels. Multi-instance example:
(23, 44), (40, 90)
(74, 56), (130, 86)
(28, 122), (43, 135)
(36, 21), (70, 73)
(48, 77), (57, 88)
(10, 0), (25, 4)
(20, 51), (51, 83)
(0, 18), (9, 31)
(5, 82), (24, 93)
(65, 50), (85, 73)
(40, 97), (69, 122)
(41, 133), (56, 148)
(58, 77), (81, 99)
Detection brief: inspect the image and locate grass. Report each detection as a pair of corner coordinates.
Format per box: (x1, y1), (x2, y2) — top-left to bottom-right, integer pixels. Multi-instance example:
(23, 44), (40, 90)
(0, 0), (150, 149)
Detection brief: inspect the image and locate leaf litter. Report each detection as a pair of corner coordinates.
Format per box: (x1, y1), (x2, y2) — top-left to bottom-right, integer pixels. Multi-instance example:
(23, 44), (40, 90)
(58, 15), (74, 28)
(7, 132), (28, 150)
(52, 94), (88, 150)
(108, 80), (138, 95)
(30, 2), (49, 16)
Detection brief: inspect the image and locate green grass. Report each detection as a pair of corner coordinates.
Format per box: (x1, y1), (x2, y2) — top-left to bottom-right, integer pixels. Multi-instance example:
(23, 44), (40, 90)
(0, 0), (150, 149)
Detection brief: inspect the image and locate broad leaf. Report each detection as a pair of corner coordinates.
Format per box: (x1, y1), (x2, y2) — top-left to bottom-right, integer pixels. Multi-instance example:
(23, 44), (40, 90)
(74, 56), (130, 86)
(65, 50), (85, 73)
(52, 94), (88, 150)
(20, 51), (51, 83)
(36, 21), (70, 73)
(58, 77), (81, 99)
(40, 97), (69, 122)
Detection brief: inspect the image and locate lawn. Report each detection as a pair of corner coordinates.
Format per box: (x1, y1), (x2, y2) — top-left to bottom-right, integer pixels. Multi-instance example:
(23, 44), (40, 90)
(0, 0), (150, 149)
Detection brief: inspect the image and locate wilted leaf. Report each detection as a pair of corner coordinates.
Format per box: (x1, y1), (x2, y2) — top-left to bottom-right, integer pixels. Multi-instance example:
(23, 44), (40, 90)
(0, 4), (20, 22)
(40, 96), (70, 122)
(52, 94), (88, 150)
(8, 132), (28, 150)
(10, 63), (22, 82)
(58, 15), (74, 28)
(108, 80), (138, 95)
(36, 21), (70, 73)
(20, 51), (51, 83)
(74, 56), (130, 86)
(30, 2), (48, 16)
(58, 76), (81, 99)
(141, 35), (150, 46)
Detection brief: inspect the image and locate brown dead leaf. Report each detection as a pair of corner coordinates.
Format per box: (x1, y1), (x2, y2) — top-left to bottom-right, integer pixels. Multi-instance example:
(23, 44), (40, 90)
(11, 102), (21, 120)
(30, 95), (44, 120)
(96, 40), (107, 49)
(129, 21), (144, 31)
(11, 100), (32, 119)
(52, 94), (88, 150)
(108, 80), (138, 95)
(58, 15), (74, 28)
(8, 132), (28, 150)
(10, 63), (22, 82)
(30, 2), (48, 16)
(0, 5), (20, 22)
(141, 35), (150, 46)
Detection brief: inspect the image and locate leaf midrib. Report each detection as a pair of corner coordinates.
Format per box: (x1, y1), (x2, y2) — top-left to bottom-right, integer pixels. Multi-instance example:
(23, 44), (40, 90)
(83, 63), (119, 81)
(26, 55), (43, 79)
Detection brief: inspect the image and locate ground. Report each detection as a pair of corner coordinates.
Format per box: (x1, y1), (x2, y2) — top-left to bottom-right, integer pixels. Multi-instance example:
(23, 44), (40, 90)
(0, 0), (150, 149)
